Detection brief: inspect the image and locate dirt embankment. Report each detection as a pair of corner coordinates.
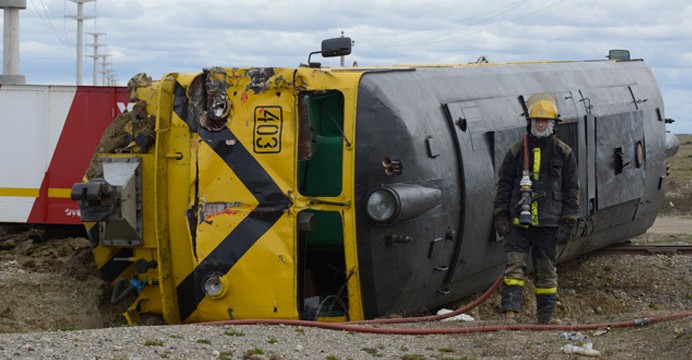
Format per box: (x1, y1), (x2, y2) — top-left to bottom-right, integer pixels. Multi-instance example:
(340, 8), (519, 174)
(0, 229), (127, 333)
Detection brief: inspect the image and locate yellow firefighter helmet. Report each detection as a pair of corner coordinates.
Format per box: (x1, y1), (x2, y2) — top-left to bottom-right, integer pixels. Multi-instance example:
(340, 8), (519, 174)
(526, 93), (559, 120)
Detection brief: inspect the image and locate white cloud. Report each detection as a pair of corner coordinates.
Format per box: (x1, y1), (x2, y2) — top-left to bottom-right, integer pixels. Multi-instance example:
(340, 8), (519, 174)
(1, 0), (690, 131)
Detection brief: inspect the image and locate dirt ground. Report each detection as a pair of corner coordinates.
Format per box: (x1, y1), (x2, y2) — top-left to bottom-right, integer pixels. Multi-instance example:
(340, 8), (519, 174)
(1, 219), (690, 359)
(0, 138), (690, 358)
(0, 229), (127, 333)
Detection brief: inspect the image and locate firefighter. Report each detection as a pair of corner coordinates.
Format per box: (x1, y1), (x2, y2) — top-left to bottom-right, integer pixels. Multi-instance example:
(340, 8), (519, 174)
(493, 93), (579, 324)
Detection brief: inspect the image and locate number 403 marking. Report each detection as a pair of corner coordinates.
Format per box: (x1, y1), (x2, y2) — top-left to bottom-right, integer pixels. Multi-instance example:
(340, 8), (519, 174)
(253, 106), (283, 154)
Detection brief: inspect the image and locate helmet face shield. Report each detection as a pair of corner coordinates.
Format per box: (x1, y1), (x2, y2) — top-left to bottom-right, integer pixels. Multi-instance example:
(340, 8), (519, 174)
(530, 118), (555, 138)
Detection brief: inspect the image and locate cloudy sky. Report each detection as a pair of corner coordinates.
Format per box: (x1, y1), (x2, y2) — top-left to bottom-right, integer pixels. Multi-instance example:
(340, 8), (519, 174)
(5, 0), (691, 133)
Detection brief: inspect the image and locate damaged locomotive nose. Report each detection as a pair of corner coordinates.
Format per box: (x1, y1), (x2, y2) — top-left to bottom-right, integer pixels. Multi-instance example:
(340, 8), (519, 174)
(209, 95), (229, 119)
(189, 67), (233, 132)
(203, 92), (231, 131)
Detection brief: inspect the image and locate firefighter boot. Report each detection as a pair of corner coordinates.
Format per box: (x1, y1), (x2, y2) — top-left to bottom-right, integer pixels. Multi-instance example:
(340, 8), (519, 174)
(504, 310), (518, 322)
(501, 284), (523, 322)
(536, 293), (561, 324)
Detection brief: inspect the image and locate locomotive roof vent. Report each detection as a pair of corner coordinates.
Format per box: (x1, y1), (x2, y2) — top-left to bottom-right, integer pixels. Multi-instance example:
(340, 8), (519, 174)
(607, 49), (631, 61)
(304, 36), (352, 68)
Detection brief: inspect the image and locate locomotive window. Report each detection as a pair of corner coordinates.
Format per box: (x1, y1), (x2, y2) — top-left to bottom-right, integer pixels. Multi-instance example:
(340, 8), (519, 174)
(297, 210), (348, 320)
(297, 91), (344, 196)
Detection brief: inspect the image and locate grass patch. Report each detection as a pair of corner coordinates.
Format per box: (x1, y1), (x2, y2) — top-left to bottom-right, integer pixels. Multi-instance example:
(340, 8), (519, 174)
(144, 339), (164, 346)
(219, 351), (233, 360)
(401, 355), (426, 360)
(362, 347), (382, 357)
(668, 134), (692, 182)
(244, 347), (265, 356)
(224, 329), (245, 337)
(196, 338), (211, 345)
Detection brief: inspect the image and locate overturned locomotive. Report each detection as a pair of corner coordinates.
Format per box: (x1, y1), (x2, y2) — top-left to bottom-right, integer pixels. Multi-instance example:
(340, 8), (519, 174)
(72, 41), (679, 324)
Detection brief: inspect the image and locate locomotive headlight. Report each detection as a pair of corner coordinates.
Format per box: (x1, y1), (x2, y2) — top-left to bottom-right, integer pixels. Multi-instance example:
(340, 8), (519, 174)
(203, 274), (228, 299)
(365, 188), (399, 223)
(365, 184), (442, 224)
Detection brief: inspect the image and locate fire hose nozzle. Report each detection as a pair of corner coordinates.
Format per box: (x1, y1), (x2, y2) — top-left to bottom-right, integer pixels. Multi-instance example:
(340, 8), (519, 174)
(518, 175), (533, 225)
(518, 133), (533, 225)
(519, 210), (532, 225)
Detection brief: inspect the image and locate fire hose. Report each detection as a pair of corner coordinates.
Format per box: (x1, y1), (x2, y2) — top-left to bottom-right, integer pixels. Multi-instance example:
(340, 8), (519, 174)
(199, 273), (692, 334)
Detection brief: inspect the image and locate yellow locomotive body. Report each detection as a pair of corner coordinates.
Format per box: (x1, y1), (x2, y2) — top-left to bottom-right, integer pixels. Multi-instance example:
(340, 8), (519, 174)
(84, 66), (367, 323)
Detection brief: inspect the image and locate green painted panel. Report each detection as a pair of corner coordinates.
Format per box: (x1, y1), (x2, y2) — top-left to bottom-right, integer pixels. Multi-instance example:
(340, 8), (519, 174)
(298, 91), (344, 196)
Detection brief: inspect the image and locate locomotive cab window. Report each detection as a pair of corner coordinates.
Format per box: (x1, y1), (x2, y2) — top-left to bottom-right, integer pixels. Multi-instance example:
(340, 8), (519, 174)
(297, 210), (348, 320)
(297, 91), (345, 196)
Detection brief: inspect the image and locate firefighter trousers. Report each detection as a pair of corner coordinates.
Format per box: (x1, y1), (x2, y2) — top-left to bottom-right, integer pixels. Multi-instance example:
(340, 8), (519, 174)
(501, 226), (558, 321)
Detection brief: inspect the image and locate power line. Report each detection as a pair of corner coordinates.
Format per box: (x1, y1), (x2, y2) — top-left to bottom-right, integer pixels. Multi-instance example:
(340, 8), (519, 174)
(28, 0), (71, 46)
(418, 0), (532, 44)
(357, 0), (570, 50)
(354, 0), (531, 46)
(63, 0), (75, 45)
(432, 0), (571, 44)
(507, 0), (570, 24)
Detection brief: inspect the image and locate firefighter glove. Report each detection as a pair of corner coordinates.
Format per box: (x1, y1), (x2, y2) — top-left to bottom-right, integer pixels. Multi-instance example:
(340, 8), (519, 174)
(556, 218), (577, 245)
(494, 212), (510, 238)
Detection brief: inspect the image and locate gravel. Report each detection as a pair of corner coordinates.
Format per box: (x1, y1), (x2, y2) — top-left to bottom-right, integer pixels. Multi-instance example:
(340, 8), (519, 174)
(0, 313), (689, 359)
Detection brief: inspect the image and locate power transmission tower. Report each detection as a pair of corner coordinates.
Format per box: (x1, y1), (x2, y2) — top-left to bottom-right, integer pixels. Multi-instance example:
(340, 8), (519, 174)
(99, 53), (110, 85)
(86, 32), (105, 85)
(107, 64), (117, 86)
(66, 0), (95, 85)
